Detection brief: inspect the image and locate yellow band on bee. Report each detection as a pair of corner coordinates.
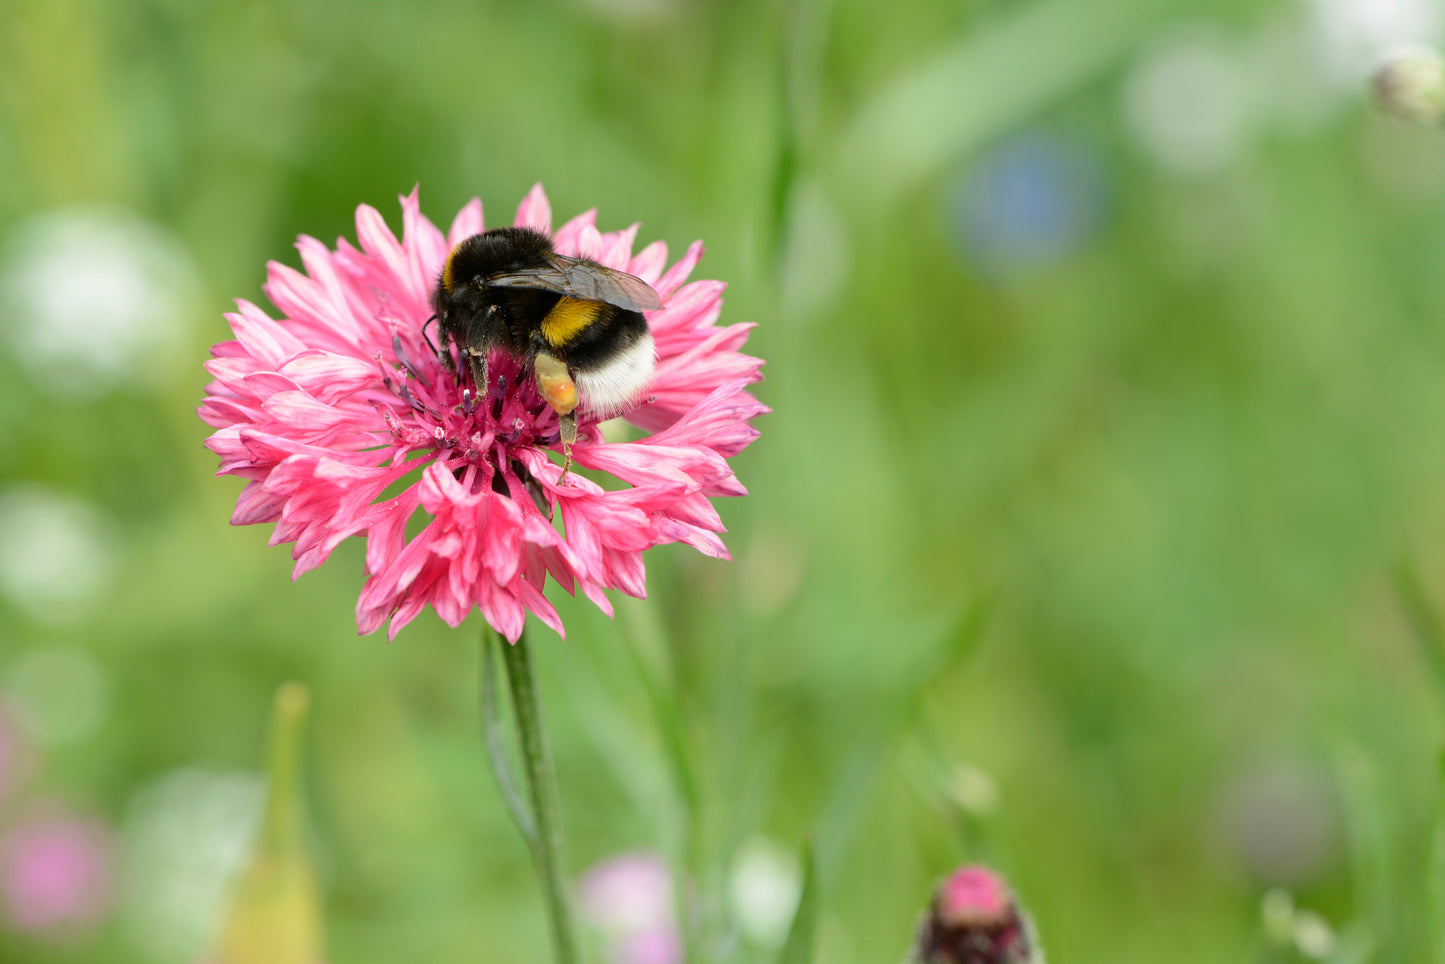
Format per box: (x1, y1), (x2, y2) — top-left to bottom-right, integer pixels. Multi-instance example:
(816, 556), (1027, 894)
(441, 249), (457, 293)
(541, 297), (602, 348)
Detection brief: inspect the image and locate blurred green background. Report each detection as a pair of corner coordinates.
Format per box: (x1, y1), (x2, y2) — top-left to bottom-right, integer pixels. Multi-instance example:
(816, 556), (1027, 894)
(4, 0), (1445, 961)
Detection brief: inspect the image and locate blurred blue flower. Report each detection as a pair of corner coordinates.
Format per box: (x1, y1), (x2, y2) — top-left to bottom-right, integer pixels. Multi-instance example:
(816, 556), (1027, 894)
(950, 131), (1109, 276)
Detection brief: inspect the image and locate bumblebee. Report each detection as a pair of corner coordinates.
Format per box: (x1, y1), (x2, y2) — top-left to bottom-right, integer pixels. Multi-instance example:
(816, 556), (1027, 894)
(430, 226), (661, 478)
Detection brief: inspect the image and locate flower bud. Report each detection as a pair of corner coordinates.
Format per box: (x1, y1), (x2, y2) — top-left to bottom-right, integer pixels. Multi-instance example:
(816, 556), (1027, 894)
(1372, 46), (1445, 125)
(908, 865), (1042, 964)
(205, 683), (324, 964)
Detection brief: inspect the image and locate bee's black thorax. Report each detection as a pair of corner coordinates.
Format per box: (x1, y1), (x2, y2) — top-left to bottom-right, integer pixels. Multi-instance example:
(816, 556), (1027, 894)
(433, 227), (651, 374)
(433, 228), (560, 358)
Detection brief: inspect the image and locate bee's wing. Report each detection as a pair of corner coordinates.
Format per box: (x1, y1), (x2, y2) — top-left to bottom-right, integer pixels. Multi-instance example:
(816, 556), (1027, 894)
(485, 256), (663, 312)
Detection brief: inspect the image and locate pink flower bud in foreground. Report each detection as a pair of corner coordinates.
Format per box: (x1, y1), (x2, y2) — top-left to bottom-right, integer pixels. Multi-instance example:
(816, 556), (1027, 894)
(0, 805), (117, 937)
(909, 865), (1042, 964)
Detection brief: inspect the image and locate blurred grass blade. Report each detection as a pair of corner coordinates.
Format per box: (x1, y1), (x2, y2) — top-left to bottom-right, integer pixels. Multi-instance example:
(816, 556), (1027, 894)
(930, 592), (998, 692)
(816, 595), (997, 879)
(481, 628), (537, 844)
(1430, 749), (1445, 961)
(1336, 745), (1404, 960)
(620, 600), (699, 824)
(618, 600), (702, 960)
(1392, 561), (1445, 705)
(214, 683), (323, 964)
(833, 0), (1170, 208)
(769, 0), (833, 265)
(776, 840), (819, 964)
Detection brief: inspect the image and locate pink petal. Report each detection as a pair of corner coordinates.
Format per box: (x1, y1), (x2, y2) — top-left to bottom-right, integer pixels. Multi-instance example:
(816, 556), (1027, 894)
(514, 183), (552, 233)
(654, 241), (704, 299)
(598, 223), (640, 270)
(553, 208), (598, 254)
(629, 241), (669, 284)
(449, 198), (485, 245)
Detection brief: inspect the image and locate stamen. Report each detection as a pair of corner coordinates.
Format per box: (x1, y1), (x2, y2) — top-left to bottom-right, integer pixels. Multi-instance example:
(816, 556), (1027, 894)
(380, 406), (405, 438)
(398, 383), (428, 416)
(491, 375), (507, 420)
(391, 333), (429, 385)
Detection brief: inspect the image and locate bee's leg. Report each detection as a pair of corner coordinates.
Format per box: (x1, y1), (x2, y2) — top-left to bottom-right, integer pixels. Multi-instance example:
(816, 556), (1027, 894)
(558, 411), (578, 484)
(533, 352), (580, 485)
(466, 349), (488, 399)
(465, 303), (505, 390)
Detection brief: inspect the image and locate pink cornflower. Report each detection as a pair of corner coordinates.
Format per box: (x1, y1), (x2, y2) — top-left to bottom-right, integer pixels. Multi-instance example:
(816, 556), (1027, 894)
(199, 186), (764, 640)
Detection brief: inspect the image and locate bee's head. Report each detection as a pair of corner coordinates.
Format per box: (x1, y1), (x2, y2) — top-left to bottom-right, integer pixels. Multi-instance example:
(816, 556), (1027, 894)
(434, 226), (556, 325)
(448, 227), (554, 288)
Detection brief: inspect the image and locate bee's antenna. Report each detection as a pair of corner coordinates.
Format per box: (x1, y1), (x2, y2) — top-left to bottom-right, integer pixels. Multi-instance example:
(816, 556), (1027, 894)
(421, 314), (442, 359)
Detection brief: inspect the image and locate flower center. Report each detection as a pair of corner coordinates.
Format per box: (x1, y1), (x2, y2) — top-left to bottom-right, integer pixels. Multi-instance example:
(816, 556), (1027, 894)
(379, 335), (564, 479)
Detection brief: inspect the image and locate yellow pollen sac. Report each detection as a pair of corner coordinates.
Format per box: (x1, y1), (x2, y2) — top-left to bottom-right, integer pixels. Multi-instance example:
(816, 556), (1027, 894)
(540, 297), (601, 348)
(534, 353), (578, 415)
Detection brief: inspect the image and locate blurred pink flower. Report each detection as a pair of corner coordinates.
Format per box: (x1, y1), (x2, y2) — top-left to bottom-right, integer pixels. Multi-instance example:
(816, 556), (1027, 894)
(579, 852), (682, 964)
(0, 806), (116, 936)
(615, 928), (683, 964)
(199, 186), (764, 641)
(938, 865), (1011, 927)
(911, 865), (1039, 964)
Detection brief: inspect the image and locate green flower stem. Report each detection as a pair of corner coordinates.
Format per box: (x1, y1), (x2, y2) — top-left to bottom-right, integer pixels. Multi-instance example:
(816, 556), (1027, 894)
(485, 627), (577, 964)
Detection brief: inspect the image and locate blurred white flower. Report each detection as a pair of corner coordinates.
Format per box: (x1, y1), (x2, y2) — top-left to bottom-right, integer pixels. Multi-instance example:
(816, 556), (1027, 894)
(728, 839), (800, 948)
(1260, 888), (1296, 942)
(1293, 909), (1337, 959)
(945, 763), (1001, 817)
(1122, 26), (1256, 176)
(122, 767), (264, 964)
(1309, 0), (1443, 85)
(0, 486), (117, 623)
(4, 647), (110, 747)
(1258, 888), (1339, 961)
(0, 207), (201, 399)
